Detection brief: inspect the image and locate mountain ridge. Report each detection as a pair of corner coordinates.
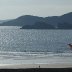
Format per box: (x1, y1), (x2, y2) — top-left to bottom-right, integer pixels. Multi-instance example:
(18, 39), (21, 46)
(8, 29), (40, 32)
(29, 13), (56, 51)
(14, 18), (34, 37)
(0, 12), (72, 29)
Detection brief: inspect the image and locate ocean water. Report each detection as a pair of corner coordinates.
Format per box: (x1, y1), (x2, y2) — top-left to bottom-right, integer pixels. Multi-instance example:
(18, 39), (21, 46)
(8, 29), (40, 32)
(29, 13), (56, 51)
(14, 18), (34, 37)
(0, 26), (72, 64)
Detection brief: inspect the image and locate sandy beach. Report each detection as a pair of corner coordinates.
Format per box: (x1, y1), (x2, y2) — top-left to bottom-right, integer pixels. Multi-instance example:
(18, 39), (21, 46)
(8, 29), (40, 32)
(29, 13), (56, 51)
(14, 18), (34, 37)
(0, 63), (72, 69)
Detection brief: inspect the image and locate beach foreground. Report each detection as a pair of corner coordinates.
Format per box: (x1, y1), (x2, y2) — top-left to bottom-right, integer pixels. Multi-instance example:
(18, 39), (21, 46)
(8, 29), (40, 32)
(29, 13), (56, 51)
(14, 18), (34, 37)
(0, 63), (72, 69)
(0, 64), (72, 72)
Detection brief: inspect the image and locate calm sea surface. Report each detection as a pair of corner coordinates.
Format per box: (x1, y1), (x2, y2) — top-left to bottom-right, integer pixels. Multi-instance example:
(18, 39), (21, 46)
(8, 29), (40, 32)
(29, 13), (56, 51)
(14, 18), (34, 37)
(0, 26), (72, 64)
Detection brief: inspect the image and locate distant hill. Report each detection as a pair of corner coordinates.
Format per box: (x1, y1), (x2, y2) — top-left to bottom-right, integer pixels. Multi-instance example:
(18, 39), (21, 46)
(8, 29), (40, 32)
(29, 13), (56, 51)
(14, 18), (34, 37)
(57, 12), (72, 29)
(0, 15), (44, 26)
(0, 20), (11, 24)
(58, 23), (72, 29)
(21, 21), (55, 29)
(59, 12), (72, 24)
(1, 12), (72, 29)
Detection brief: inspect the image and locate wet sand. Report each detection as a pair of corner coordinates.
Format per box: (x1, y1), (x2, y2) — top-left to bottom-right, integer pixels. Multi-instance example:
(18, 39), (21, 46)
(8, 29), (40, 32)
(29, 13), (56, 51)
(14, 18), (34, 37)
(0, 64), (72, 72)
(0, 63), (72, 69)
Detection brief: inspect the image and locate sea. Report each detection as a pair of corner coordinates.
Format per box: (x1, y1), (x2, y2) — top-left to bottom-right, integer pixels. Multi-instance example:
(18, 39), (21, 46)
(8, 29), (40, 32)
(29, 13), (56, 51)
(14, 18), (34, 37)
(0, 26), (72, 65)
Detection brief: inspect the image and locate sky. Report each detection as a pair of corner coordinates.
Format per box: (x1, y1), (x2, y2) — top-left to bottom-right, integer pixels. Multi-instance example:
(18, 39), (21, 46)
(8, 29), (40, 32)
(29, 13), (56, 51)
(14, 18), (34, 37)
(0, 0), (72, 19)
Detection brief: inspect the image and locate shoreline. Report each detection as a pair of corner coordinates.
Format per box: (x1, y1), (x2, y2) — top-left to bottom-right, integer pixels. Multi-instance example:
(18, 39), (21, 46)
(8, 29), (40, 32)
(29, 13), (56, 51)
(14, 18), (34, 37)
(0, 63), (72, 69)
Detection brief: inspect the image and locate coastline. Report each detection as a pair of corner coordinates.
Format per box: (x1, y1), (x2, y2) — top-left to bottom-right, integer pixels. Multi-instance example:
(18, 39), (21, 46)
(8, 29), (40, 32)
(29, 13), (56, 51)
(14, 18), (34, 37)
(0, 63), (72, 69)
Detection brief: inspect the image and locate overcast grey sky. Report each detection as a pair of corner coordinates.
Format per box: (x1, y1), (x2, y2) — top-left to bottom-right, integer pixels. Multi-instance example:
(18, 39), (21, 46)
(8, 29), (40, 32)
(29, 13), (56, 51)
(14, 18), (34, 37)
(0, 0), (72, 19)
